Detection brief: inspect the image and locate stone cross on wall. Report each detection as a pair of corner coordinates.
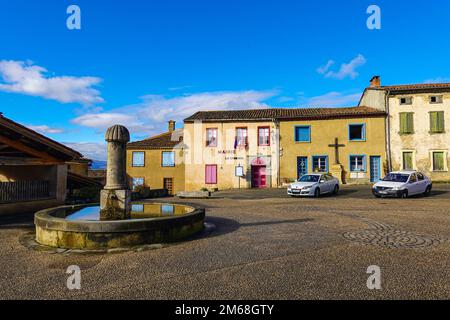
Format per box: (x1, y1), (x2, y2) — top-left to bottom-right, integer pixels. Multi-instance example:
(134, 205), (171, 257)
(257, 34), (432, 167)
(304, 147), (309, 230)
(328, 138), (345, 165)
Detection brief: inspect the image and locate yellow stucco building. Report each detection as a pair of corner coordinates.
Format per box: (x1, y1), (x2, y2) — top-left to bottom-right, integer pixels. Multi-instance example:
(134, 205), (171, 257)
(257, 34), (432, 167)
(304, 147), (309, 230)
(126, 121), (185, 195)
(278, 107), (387, 184)
(181, 106), (387, 191)
(126, 104), (391, 193)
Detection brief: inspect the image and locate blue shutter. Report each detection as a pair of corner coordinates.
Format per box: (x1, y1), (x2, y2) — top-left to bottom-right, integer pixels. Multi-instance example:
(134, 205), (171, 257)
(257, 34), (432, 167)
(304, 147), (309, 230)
(295, 126), (310, 142)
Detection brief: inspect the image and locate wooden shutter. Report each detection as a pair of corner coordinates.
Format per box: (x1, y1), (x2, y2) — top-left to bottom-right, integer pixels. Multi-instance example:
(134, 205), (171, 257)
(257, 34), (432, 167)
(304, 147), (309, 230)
(403, 152), (413, 170)
(430, 112), (444, 133)
(433, 152), (444, 171)
(205, 165), (217, 184)
(400, 113), (414, 134)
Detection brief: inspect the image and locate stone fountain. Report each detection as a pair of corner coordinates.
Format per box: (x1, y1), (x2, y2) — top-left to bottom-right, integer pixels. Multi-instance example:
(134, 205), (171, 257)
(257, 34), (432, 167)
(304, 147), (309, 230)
(34, 125), (205, 250)
(100, 125), (131, 220)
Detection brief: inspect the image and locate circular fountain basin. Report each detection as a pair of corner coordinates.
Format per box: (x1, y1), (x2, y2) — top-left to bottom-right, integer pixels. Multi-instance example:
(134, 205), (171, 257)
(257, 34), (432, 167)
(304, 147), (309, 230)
(35, 203), (205, 250)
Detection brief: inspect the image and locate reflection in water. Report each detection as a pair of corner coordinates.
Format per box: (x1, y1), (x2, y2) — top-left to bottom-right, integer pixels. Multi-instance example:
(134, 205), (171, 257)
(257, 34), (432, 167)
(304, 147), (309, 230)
(65, 203), (193, 221)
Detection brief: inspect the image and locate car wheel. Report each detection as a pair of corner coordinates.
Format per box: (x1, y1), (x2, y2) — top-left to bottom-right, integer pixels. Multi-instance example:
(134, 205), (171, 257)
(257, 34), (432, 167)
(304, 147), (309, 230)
(333, 185), (339, 195)
(400, 190), (408, 199)
(314, 188), (320, 198)
(374, 195), (381, 198)
(424, 186), (432, 196)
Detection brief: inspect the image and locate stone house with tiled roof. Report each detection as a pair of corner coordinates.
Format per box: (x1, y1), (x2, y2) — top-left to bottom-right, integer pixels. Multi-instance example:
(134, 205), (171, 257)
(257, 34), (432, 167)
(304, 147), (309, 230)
(360, 76), (450, 181)
(0, 113), (87, 215)
(126, 121), (185, 195)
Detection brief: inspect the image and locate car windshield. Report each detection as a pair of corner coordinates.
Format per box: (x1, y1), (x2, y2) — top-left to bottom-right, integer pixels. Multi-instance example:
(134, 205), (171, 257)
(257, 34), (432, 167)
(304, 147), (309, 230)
(298, 175), (320, 183)
(382, 173), (410, 183)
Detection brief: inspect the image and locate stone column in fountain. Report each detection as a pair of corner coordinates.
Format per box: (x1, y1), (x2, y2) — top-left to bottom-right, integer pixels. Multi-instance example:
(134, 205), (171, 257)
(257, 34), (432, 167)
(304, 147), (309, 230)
(100, 125), (132, 220)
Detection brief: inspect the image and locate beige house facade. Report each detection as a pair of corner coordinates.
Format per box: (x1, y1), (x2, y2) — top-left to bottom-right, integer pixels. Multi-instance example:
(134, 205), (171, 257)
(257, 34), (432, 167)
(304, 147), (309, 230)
(182, 115), (279, 191)
(360, 76), (450, 181)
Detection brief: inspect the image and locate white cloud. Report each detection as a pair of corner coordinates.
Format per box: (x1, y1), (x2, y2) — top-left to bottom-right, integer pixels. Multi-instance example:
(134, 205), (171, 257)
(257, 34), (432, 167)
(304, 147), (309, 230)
(26, 125), (64, 134)
(72, 90), (276, 135)
(71, 113), (147, 132)
(319, 54), (367, 80)
(423, 77), (450, 84)
(63, 142), (107, 161)
(0, 60), (103, 105)
(316, 60), (335, 75)
(302, 91), (362, 108)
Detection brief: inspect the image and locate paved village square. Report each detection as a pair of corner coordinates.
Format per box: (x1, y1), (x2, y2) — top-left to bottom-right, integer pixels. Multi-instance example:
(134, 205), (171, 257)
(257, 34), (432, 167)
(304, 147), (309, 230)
(1, 2), (450, 303)
(2, 185), (450, 299)
(1, 76), (450, 300)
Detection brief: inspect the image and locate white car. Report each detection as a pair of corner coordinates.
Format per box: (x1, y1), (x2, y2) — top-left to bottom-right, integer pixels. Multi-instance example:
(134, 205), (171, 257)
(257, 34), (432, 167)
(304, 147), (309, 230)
(288, 173), (339, 198)
(372, 170), (432, 198)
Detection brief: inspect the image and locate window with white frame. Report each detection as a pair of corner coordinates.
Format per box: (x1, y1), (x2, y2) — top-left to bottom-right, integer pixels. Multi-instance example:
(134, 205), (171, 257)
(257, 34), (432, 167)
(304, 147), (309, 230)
(162, 151), (175, 167)
(206, 128), (218, 147)
(258, 127), (270, 146)
(235, 127), (248, 148)
(349, 155), (366, 172)
(402, 151), (414, 170)
(132, 151), (145, 167)
(432, 151), (446, 171)
(312, 156), (327, 173)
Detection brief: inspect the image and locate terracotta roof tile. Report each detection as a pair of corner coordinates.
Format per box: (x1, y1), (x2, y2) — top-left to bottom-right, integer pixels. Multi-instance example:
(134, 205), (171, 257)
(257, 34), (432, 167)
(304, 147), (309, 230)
(127, 129), (184, 150)
(371, 82), (450, 94)
(184, 106), (386, 122)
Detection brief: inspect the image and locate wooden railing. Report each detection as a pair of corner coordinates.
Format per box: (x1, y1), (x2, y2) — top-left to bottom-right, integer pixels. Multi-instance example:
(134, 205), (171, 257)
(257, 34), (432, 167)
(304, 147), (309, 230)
(0, 180), (52, 203)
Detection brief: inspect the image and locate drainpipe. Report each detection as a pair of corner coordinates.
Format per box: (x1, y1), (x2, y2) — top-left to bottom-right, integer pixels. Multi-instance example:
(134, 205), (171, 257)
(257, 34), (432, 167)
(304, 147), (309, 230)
(385, 90), (392, 172)
(275, 119), (281, 187)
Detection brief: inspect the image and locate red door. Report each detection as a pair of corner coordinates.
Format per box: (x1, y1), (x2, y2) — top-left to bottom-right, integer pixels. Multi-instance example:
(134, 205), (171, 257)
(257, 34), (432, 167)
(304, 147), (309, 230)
(251, 166), (267, 188)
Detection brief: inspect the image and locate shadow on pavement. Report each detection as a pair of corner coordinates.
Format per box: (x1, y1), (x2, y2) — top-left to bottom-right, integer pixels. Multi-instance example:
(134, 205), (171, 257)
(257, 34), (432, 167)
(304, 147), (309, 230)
(240, 218), (314, 227)
(0, 212), (35, 230)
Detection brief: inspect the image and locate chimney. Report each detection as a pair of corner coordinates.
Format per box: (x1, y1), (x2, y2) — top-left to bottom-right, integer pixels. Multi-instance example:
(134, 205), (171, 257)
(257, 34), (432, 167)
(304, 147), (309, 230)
(168, 120), (176, 132)
(370, 76), (381, 88)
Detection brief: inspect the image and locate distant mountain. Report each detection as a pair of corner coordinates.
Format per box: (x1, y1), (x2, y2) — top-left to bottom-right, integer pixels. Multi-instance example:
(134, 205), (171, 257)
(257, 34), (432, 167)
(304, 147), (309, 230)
(90, 160), (107, 170)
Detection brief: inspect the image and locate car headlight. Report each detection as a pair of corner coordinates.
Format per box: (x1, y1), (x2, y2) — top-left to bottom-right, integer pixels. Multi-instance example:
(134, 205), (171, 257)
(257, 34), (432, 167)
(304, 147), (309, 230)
(303, 186), (312, 190)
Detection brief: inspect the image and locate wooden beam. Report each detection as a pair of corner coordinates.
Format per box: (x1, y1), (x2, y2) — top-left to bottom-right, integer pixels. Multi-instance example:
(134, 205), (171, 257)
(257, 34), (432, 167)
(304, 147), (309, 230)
(0, 135), (62, 163)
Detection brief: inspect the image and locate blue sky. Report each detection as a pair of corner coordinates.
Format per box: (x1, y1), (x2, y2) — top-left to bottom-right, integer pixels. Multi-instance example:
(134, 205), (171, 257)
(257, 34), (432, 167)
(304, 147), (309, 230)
(0, 0), (449, 160)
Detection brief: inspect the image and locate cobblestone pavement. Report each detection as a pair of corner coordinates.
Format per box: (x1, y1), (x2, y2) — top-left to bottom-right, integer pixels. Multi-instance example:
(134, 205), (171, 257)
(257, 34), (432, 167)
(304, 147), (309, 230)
(1, 184), (450, 299)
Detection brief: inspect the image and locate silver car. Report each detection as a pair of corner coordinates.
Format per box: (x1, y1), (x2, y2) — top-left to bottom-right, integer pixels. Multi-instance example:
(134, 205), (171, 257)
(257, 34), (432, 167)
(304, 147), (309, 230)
(287, 173), (340, 198)
(372, 170), (432, 198)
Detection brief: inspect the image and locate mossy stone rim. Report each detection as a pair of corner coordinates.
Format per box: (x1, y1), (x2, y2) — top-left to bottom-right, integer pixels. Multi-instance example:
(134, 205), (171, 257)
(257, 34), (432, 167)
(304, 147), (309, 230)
(35, 203), (205, 233)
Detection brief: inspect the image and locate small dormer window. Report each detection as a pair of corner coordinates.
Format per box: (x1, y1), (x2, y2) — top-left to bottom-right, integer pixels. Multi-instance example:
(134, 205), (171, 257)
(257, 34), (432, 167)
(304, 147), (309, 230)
(400, 97), (413, 105)
(429, 95), (443, 104)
